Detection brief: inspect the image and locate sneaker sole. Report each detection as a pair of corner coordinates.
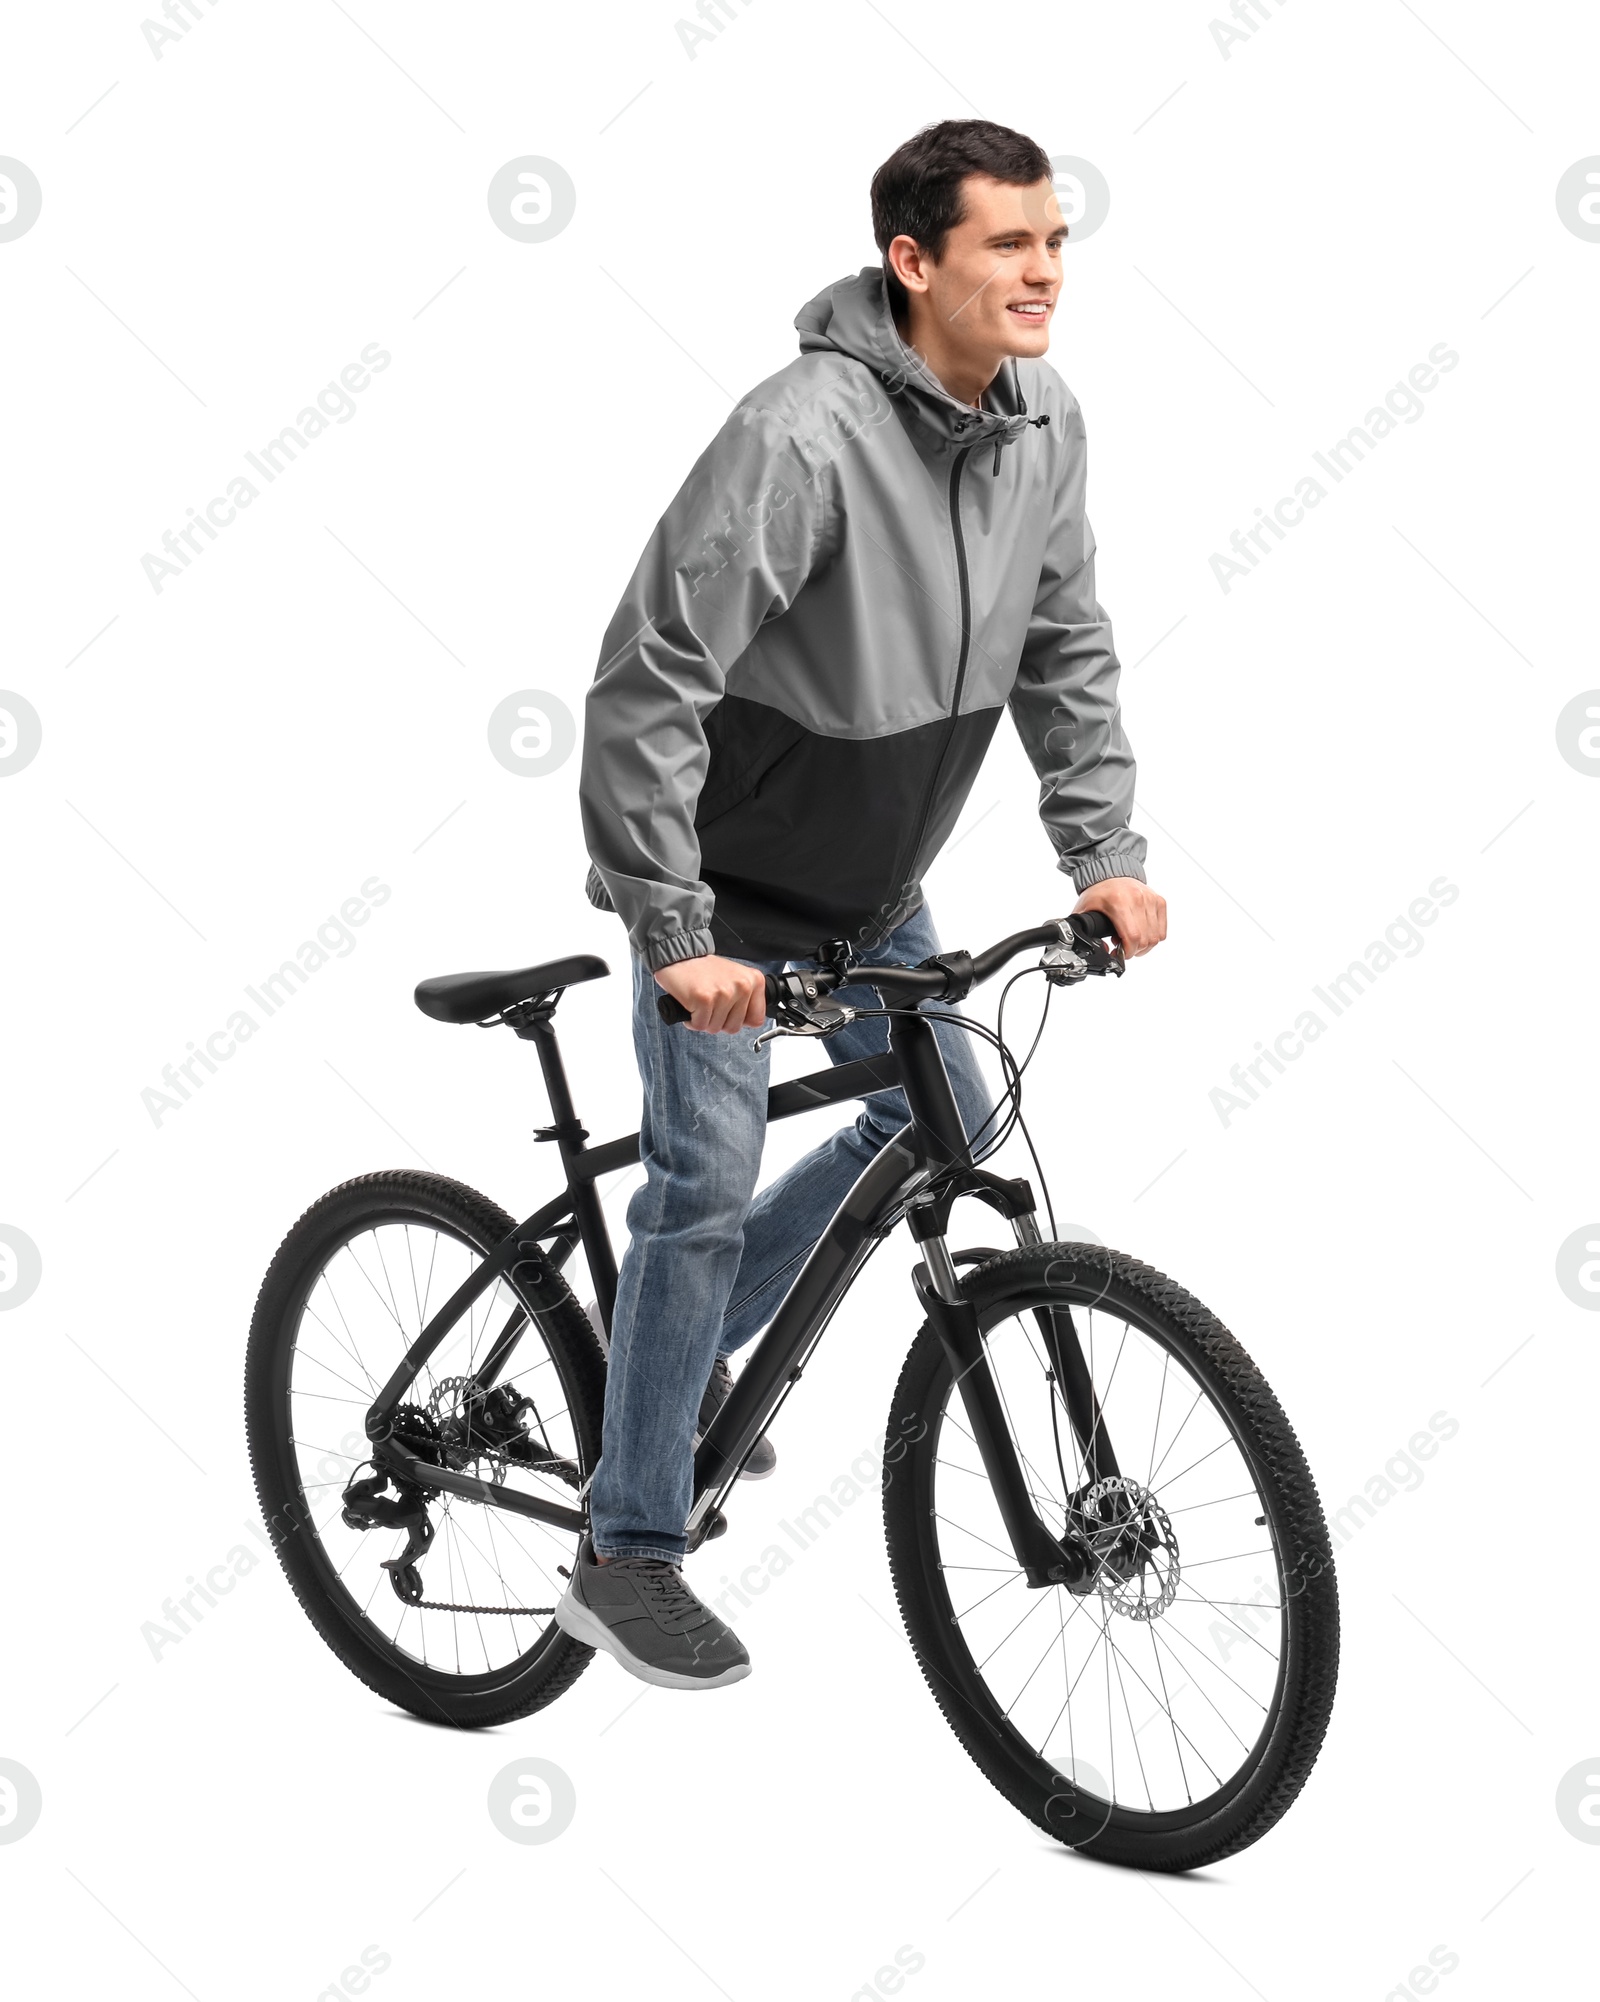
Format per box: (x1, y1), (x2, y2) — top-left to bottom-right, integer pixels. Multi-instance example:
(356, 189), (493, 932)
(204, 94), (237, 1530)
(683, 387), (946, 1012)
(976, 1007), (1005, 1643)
(553, 1590), (752, 1691)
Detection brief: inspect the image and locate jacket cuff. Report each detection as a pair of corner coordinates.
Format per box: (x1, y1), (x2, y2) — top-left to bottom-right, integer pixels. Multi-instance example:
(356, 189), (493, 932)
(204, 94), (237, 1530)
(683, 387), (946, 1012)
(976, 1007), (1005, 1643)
(644, 926), (717, 972)
(1068, 850), (1148, 892)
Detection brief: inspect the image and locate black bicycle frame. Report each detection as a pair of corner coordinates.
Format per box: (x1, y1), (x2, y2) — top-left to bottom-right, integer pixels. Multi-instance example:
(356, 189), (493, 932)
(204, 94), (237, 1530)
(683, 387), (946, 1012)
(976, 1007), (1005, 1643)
(363, 991), (1108, 1587)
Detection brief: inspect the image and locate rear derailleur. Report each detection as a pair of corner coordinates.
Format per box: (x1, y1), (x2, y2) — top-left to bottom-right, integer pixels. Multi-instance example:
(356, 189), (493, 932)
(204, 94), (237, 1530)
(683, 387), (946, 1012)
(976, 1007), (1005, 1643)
(341, 1405), (444, 1604)
(342, 1388), (582, 1605)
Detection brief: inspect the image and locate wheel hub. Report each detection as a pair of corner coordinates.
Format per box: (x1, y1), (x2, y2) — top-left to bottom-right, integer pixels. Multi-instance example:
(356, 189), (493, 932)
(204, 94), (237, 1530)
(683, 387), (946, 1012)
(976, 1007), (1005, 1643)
(1076, 1476), (1180, 1621)
(425, 1376), (578, 1485)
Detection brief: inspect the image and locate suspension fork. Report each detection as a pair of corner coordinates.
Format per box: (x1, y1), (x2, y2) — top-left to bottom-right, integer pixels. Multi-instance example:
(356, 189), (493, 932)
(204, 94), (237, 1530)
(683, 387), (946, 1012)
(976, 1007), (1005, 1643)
(916, 1230), (1092, 1592)
(1010, 1212), (1120, 1487)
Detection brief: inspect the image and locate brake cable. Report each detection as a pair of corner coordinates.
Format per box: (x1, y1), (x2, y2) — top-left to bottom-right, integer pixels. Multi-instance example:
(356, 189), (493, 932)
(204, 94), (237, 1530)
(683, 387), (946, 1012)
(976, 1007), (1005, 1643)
(835, 977), (1061, 1240)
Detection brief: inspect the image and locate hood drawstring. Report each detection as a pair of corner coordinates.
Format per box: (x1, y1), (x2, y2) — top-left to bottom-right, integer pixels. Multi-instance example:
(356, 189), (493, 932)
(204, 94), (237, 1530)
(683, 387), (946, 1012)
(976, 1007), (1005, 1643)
(990, 367), (1052, 476)
(1017, 364), (1052, 428)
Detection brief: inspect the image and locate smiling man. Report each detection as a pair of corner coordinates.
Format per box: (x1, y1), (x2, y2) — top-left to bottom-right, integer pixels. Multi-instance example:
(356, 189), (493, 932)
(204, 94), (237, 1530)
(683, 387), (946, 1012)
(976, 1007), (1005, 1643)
(562, 118), (1165, 1690)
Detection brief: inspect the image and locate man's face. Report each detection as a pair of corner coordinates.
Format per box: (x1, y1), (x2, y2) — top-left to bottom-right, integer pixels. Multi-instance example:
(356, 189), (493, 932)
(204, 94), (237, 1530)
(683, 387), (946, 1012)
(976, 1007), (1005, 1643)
(898, 174), (1064, 361)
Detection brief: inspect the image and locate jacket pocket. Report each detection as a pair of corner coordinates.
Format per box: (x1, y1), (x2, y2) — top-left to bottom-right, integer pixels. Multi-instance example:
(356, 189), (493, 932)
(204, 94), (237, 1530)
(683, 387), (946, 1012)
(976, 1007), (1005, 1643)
(695, 695), (808, 829)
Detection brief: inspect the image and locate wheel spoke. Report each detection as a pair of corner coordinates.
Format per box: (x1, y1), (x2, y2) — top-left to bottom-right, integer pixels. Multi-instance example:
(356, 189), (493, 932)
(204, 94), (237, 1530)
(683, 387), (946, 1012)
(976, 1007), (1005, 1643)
(1148, 1620), (1191, 1804)
(999, 1586), (1099, 1711)
(1146, 1350), (1171, 1489)
(926, 1285), (1292, 1819)
(274, 1212), (589, 1683)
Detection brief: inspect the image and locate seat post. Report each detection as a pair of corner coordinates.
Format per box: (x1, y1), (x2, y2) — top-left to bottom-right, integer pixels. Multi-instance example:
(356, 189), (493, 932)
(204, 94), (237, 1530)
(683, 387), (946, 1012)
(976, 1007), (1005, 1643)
(522, 1011), (619, 1339)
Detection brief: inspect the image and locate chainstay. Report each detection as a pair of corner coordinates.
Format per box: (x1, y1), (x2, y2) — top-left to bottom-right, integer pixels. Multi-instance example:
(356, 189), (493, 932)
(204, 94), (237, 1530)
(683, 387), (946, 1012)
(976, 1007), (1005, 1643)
(367, 1451), (579, 1619)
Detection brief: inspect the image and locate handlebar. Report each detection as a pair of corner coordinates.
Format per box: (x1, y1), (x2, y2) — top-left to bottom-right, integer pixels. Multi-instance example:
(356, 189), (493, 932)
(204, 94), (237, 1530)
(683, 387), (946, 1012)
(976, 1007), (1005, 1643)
(654, 911), (1122, 1026)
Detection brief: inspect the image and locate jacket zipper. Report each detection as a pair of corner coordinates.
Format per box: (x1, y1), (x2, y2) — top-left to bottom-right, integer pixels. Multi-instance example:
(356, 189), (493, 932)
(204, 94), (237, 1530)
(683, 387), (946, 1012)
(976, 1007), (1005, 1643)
(892, 445), (974, 933)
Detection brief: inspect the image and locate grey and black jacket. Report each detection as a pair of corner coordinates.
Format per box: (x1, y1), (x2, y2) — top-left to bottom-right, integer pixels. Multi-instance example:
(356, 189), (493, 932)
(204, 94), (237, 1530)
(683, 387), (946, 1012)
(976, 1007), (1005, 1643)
(580, 264), (1147, 972)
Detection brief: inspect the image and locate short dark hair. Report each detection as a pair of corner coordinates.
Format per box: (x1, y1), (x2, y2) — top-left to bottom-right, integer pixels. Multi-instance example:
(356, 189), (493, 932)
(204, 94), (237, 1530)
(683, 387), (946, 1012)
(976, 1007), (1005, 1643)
(870, 119), (1054, 318)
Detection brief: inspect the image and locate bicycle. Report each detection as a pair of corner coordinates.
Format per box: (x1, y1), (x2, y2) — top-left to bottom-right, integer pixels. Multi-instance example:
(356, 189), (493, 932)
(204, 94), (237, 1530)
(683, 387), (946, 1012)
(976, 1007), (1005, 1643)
(245, 910), (1339, 1870)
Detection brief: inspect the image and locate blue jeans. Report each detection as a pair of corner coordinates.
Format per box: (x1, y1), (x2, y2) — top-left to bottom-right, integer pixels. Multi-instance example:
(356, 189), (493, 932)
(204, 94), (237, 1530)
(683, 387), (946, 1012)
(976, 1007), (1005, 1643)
(588, 902), (997, 1562)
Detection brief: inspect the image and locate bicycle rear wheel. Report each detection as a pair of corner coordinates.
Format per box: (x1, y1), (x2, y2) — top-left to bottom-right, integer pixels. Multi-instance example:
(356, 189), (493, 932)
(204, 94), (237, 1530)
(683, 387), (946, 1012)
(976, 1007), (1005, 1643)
(883, 1242), (1338, 1870)
(245, 1170), (605, 1727)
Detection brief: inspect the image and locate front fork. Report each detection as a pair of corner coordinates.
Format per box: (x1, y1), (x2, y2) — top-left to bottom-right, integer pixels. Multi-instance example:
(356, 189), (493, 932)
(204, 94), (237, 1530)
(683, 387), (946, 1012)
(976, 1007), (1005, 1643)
(1012, 1213), (1120, 1490)
(917, 1213), (1109, 1591)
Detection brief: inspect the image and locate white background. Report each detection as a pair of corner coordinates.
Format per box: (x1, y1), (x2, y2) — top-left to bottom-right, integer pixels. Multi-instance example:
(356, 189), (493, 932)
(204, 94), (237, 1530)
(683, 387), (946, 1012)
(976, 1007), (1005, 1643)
(2, 1), (1596, 1995)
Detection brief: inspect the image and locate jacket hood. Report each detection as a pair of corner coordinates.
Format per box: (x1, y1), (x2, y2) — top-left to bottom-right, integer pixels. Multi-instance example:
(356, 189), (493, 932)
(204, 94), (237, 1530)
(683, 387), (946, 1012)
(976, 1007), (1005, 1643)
(794, 264), (1046, 461)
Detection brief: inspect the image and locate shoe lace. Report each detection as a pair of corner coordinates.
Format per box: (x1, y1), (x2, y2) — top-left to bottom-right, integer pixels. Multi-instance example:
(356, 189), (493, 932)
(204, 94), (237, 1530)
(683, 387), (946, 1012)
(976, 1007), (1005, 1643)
(631, 1561), (701, 1623)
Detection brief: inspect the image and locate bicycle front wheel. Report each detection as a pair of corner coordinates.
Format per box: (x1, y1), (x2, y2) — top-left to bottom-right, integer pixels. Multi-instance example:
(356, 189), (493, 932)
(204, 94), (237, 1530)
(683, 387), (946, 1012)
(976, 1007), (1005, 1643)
(883, 1242), (1339, 1870)
(245, 1170), (606, 1727)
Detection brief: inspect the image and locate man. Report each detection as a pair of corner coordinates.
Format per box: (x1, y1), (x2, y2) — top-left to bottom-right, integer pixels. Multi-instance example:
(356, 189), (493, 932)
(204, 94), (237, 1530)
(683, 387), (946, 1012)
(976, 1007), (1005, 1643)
(555, 118), (1166, 1689)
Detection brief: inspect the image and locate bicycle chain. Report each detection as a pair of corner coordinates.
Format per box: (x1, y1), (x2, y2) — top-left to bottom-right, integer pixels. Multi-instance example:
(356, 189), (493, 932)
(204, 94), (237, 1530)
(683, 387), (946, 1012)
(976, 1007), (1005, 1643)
(413, 1598), (554, 1617)
(388, 1443), (577, 1621)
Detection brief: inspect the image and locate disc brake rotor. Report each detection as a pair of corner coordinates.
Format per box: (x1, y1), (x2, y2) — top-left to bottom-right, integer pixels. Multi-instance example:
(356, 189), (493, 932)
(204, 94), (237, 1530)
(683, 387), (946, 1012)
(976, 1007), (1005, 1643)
(1078, 1475), (1180, 1622)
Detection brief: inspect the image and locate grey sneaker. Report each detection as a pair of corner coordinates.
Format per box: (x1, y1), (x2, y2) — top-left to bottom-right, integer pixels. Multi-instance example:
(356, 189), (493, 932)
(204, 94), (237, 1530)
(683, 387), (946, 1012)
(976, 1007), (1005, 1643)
(553, 1538), (751, 1690)
(696, 1354), (777, 1479)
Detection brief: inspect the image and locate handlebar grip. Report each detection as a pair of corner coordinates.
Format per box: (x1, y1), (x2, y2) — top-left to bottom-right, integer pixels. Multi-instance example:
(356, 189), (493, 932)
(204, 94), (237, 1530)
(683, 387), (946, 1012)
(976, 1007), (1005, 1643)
(1073, 909), (1119, 943)
(655, 975), (780, 1026)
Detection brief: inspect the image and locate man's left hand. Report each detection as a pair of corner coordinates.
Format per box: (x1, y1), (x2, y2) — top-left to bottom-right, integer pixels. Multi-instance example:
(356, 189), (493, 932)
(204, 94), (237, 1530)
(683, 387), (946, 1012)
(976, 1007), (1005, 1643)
(1073, 877), (1167, 958)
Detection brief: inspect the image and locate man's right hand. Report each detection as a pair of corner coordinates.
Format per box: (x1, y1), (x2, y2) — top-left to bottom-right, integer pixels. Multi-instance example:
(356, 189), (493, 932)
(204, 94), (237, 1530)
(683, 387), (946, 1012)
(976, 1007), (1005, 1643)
(653, 954), (768, 1034)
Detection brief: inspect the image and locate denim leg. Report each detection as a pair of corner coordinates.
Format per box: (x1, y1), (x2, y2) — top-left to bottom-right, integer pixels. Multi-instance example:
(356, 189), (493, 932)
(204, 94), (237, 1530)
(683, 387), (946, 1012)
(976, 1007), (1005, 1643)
(718, 903), (1000, 1357)
(588, 948), (781, 1563)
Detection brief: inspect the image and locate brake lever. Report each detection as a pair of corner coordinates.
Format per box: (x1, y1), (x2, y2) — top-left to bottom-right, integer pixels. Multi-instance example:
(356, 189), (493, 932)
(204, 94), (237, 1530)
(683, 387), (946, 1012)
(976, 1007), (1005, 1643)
(1043, 918), (1126, 985)
(751, 1000), (858, 1051)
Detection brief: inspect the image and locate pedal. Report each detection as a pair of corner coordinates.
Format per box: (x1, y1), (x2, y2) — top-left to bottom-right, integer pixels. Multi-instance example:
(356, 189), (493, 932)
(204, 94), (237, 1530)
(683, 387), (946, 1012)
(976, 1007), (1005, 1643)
(685, 1505), (730, 1553)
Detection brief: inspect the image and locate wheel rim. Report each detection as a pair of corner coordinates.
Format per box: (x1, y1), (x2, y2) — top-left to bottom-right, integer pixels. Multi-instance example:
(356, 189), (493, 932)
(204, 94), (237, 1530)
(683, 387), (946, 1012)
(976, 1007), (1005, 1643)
(284, 1213), (586, 1680)
(926, 1287), (1288, 1822)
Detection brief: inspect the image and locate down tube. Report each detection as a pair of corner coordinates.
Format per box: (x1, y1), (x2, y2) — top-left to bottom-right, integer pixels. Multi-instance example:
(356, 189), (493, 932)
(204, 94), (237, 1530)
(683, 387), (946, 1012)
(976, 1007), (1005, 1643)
(687, 1138), (929, 1520)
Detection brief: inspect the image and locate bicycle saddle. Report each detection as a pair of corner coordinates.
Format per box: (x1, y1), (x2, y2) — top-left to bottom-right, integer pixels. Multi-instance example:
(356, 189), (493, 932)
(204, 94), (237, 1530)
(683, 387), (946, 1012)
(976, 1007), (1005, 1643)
(414, 955), (609, 1025)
